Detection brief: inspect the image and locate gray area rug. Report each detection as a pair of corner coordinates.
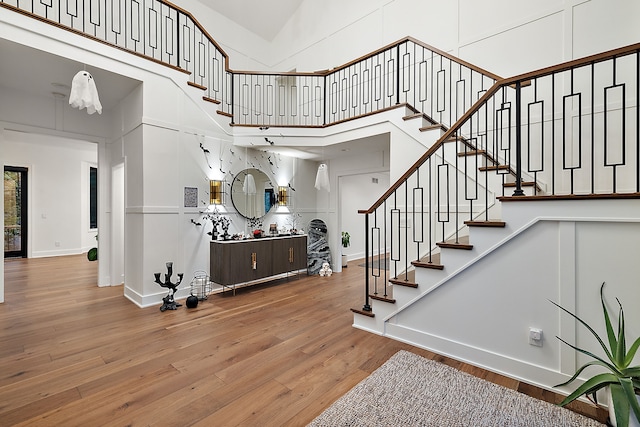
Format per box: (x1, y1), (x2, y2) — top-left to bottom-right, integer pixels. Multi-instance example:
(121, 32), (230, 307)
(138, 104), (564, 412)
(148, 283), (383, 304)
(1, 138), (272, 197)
(308, 350), (605, 427)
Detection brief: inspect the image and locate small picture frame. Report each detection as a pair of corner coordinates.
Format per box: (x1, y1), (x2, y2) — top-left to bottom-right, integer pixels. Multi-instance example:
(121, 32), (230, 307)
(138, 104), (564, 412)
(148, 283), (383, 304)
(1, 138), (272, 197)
(184, 187), (198, 207)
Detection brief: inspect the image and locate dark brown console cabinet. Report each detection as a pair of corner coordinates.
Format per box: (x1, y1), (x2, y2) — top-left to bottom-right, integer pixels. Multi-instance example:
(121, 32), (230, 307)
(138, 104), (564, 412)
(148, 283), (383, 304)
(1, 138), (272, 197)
(210, 235), (307, 291)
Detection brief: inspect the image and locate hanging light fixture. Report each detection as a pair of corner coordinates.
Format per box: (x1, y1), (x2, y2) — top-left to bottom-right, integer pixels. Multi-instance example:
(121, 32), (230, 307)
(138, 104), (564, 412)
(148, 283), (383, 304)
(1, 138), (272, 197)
(315, 163), (330, 192)
(210, 180), (224, 205)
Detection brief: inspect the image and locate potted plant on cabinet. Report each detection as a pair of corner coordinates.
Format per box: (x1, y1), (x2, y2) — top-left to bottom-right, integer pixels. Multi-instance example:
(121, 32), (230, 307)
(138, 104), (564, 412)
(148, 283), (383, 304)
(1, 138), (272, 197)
(341, 231), (350, 268)
(551, 282), (640, 427)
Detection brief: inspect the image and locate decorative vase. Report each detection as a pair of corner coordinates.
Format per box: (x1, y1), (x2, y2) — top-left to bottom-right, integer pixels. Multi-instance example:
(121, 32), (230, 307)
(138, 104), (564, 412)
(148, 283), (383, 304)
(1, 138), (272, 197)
(608, 387), (640, 427)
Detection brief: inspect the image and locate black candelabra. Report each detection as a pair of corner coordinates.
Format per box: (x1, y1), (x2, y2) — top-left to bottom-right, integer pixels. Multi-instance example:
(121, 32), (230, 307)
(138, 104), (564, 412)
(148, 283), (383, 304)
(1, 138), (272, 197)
(154, 262), (184, 311)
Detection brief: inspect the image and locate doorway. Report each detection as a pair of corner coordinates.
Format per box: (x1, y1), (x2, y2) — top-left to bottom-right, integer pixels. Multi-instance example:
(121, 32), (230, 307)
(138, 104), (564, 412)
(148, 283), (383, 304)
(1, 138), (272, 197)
(4, 166), (28, 258)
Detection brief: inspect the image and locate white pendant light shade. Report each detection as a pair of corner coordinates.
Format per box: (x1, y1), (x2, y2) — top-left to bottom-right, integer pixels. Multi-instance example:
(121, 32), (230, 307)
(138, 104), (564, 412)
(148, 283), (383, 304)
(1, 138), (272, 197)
(315, 163), (330, 192)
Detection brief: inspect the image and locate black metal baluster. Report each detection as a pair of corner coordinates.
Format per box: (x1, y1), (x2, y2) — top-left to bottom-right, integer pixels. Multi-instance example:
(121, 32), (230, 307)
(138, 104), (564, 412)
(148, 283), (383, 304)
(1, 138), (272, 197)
(513, 81), (524, 196)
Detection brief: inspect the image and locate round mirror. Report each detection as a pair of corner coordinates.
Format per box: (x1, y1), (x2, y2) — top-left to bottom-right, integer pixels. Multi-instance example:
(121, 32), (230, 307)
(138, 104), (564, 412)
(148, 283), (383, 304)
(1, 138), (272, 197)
(230, 168), (274, 219)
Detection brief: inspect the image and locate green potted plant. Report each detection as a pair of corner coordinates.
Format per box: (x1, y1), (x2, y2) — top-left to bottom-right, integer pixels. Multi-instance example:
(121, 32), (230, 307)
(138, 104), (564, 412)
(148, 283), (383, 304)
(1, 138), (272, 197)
(551, 282), (640, 427)
(341, 231), (350, 268)
(87, 235), (98, 261)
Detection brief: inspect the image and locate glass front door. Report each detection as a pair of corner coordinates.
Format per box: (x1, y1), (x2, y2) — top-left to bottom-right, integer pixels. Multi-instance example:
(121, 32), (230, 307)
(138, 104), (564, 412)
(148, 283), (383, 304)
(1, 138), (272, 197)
(4, 167), (28, 258)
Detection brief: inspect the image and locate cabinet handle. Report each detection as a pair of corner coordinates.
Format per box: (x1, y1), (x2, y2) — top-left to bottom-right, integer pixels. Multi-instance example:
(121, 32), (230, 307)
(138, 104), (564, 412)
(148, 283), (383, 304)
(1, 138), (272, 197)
(289, 247), (294, 263)
(252, 252), (257, 270)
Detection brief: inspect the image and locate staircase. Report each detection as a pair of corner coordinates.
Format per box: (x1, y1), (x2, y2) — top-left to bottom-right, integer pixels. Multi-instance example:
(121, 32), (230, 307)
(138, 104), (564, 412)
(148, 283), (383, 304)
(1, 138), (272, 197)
(349, 42), (640, 392)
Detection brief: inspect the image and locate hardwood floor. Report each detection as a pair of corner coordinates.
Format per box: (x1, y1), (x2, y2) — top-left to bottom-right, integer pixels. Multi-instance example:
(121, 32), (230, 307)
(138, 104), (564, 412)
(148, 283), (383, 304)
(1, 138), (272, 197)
(0, 255), (607, 426)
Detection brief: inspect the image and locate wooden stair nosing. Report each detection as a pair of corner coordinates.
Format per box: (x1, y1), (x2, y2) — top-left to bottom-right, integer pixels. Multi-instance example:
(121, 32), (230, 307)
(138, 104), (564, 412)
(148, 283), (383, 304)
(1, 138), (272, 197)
(350, 307), (375, 317)
(479, 164), (514, 173)
(370, 294), (396, 304)
(203, 96), (221, 105)
(419, 124), (447, 132)
(411, 260), (444, 270)
(217, 110), (233, 118)
(436, 241), (473, 250)
(403, 112), (425, 121)
(457, 149), (487, 157)
(503, 181), (543, 193)
(403, 112), (438, 124)
(187, 81), (207, 91)
(464, 220), (506, 227)
(389, 278), (419, 288)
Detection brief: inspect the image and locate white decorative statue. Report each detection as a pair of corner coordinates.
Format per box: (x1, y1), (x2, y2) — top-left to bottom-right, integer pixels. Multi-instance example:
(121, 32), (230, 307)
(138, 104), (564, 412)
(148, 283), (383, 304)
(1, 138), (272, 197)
(69, 70), (102, 115)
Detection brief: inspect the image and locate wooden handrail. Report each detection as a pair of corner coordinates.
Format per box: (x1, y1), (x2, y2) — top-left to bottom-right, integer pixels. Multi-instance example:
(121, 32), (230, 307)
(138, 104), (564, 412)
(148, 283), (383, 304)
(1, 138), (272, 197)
(0, 2), (191, 75)
(499, 41), (640, 86)
(157, 0), (230, 69)
(358, 40), (640, 215)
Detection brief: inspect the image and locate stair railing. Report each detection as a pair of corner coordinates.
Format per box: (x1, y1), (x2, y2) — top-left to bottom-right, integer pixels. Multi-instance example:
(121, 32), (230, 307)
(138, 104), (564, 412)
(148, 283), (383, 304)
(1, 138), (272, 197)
(1, 2), (500, 128)
(356, 42), (640, 313)
(1, 0), (234, 114)
(234, 37), (500, 128)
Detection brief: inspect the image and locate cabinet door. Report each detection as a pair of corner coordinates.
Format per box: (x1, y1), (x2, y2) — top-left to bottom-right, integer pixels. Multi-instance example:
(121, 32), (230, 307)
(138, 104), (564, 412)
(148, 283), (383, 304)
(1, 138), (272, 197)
(210, 241), (228, 284)
(211, 240), (272, 285)
(245, 239), (272, 281)
(272, 238), (292, 275)
(292, 236), (308, 271)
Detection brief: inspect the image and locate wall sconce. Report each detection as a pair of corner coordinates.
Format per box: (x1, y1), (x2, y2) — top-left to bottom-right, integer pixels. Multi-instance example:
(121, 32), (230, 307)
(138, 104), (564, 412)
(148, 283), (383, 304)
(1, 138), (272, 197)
(278, 186), (288, 206)
(210, 180), (224, 205)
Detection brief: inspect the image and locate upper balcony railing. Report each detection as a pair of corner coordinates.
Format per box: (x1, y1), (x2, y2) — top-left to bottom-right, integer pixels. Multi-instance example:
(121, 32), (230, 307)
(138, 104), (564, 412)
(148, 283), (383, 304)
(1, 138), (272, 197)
(355, 42), (640, 313)
(0, 1), (500, 128)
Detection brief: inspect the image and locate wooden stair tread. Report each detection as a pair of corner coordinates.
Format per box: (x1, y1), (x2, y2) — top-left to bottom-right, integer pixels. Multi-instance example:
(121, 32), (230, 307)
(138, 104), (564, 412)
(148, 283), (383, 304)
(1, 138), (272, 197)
(403, 112), (422, 120)
(203, 96), (221, 104)
(389, 278), (418, 288)
(504, 181), (536, 187)
(498, 192), (640, 201)
(370, 294), (396, 304)
(187, 81), (207, 91)
(503, 181), (543, 193)
(412, 260), (444, 270)
(464, 220), (506, 227)
(350, 307), (374, 317)
(437, 235), (473, 250)
(457, 149), (486, 157)
(419, 124), (447, 132)
(479, 164), (513, 173)
(403, 112), (438, 124)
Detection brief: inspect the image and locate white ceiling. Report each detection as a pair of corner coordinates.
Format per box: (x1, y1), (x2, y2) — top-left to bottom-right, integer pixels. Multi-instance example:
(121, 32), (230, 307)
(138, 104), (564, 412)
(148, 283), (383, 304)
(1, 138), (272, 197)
(0, 38), (140, 112)
(200, 0), (304, 41)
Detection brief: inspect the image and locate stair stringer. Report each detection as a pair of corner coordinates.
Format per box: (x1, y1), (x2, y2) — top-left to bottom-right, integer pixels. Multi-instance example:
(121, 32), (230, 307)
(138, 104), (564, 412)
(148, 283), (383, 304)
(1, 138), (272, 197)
(358, 197), (640, 396)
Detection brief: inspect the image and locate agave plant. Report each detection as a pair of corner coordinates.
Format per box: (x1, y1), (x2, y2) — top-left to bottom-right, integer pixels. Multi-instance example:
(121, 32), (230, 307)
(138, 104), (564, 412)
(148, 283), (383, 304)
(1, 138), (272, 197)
(551, 282), (640, 427)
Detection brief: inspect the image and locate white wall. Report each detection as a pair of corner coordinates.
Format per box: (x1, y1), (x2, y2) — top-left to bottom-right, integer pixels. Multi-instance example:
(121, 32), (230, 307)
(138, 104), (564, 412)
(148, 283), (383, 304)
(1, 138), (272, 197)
(1, 130), (97, 258)
(339, 172), (390, 261)
(384, 199), (640, 399)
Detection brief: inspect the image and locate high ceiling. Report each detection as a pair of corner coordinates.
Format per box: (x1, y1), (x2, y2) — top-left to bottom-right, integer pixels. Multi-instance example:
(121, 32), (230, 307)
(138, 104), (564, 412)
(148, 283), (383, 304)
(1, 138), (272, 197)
(200, 0), (304, 41)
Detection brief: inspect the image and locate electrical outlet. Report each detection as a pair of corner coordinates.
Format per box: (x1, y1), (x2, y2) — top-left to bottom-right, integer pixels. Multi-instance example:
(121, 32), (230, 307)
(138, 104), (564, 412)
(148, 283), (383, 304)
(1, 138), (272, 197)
(55, 241), (61, 247)
(529, 328), (543, 347)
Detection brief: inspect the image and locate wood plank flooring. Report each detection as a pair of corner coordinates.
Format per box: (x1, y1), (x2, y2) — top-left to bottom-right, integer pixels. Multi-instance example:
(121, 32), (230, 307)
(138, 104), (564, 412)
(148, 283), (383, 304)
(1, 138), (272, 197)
(0, 255), (607, 426)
